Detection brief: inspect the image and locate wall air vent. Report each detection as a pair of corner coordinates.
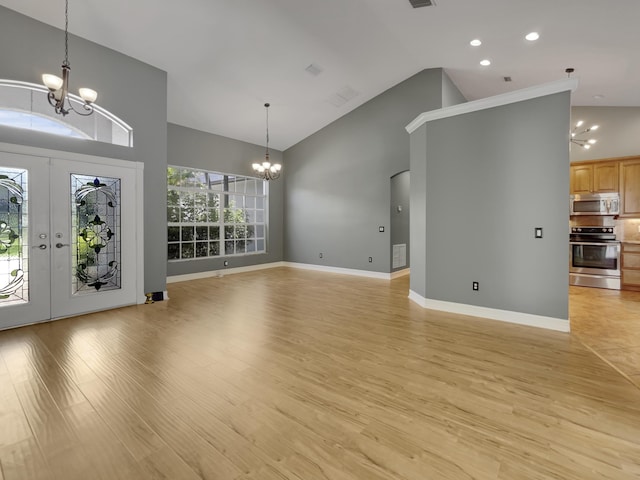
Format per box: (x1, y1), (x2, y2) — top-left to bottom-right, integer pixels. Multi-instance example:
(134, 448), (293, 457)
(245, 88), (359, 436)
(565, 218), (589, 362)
(409, 0), (435, 8)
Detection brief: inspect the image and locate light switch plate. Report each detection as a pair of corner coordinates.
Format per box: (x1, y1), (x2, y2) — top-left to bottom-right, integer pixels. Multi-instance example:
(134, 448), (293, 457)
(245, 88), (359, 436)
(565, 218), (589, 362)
(535, 227), (543, 238)
(379, 226), (385, 232)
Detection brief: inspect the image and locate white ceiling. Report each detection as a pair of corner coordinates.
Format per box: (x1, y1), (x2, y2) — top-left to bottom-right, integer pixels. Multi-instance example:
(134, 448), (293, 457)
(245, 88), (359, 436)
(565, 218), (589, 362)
(2, 0), (639, 150)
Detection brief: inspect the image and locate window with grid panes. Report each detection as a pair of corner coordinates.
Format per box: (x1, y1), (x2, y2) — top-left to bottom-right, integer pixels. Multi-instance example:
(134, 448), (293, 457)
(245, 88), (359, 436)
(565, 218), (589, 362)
(167, 167), (267, 260)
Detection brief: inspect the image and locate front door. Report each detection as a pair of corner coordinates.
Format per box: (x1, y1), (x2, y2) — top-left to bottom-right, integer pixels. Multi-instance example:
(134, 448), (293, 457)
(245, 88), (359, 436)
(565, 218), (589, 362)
(0, 151), (141, 330)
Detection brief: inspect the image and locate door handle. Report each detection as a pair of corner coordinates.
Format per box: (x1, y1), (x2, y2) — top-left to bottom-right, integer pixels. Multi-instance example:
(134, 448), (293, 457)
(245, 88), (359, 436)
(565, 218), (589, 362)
(56, 243), (70, 248)
(32, 244), (48, 250)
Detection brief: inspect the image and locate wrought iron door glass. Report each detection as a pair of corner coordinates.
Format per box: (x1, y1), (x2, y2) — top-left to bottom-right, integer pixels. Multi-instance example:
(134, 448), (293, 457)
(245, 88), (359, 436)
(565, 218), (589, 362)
(72, 174), (121, 293)
(0, 168), (27, 306)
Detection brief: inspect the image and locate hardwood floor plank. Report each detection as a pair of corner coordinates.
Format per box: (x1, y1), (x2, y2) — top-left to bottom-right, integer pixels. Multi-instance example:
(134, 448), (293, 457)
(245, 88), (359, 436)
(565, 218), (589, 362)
(136, 445), (204, 480)
(1, 268), (640, 479)
(76, 378), (166, 461)
(0, 439), (51, 480)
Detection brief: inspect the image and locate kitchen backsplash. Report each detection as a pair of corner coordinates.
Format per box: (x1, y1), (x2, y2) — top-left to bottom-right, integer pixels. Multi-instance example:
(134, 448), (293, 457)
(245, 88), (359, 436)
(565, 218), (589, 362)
(618, 218), (640, 242)
(570, 216), (640, 242)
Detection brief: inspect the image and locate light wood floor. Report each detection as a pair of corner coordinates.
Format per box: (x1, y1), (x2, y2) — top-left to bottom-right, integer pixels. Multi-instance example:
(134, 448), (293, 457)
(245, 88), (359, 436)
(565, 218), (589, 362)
(1, 268), (640, 480)
(570, 285), (640, 389)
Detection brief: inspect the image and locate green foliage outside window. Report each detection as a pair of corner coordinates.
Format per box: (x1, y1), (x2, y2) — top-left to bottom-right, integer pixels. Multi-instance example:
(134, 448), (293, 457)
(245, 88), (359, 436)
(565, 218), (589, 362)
(167, 166), (266, 261)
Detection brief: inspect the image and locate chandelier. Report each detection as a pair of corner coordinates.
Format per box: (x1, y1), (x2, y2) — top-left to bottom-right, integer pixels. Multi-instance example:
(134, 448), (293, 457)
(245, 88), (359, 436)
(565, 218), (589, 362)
(570, 120), (598, 150)
(42, 0), (97, 116)
(252, 103), (282, 180)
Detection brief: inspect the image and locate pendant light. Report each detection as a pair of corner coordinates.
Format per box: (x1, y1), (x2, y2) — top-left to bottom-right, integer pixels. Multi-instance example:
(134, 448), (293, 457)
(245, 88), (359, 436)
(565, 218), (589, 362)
(42, 0), (97, 116)
(252, 103), (282, 180)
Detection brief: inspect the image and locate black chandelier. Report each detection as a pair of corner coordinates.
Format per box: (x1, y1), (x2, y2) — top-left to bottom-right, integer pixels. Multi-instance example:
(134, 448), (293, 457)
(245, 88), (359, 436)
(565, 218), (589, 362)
(42, 0), (97, 116)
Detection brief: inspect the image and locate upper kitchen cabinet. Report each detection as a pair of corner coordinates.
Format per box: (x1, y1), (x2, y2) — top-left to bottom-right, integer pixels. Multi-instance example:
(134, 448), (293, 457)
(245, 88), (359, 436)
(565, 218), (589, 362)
(620, 157), (640, 217)
(570, 161), (619, 194)
(570, 164), (593, 194)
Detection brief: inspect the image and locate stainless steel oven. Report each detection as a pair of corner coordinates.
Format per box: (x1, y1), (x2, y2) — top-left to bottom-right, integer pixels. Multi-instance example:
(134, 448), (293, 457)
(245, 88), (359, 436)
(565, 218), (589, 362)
(569, 227), (620, 289)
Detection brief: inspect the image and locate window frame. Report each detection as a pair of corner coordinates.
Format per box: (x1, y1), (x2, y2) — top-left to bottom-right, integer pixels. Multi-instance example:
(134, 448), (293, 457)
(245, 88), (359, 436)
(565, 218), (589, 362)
(167, 166), (268, 262)
(0, 79), (133, 147)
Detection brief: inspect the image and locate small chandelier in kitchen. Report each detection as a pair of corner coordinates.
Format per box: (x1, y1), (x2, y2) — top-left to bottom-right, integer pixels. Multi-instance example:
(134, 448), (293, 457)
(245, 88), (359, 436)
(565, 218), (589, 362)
(570, 120), (598, 150)
(252, 103), (282, 180)
(42, 0), (98, 116)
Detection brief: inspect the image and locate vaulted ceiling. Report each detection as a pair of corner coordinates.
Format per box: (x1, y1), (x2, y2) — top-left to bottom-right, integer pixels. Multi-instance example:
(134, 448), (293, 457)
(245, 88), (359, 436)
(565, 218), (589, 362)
(2, 0), (638, 150)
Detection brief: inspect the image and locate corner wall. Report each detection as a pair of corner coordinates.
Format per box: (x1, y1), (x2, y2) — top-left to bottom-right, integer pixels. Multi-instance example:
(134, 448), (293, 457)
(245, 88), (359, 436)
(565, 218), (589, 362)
(166, 124), (284, 276)
(410, 89), (571, 326)
(283, 69), (461, 272)
(0, 6), (168, 293)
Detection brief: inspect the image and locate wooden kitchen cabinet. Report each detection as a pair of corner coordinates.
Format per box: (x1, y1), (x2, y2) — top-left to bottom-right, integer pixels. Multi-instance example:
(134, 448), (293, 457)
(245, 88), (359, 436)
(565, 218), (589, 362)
(593, 161), (619, 192)
(569, 161), (618, 194)
(619, 158), (640, 217)
(622, 243), (640, 291)
(570, 164), (593, 194)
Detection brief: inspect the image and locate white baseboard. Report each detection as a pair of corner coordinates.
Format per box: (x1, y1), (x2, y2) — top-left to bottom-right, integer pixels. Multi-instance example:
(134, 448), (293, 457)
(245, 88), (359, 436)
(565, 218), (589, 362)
(391, 268), (410, 279)
(167, 262), (286, 283)
(282, 262), (391, 280)
(408, 290), (570, 332)
(168, 261), (399, 285)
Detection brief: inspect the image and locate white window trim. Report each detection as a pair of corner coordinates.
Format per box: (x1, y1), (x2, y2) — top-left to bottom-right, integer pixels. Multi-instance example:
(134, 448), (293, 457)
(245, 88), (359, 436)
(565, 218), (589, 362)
(167, 166), (268, 261)
(0, 79), (133, 147)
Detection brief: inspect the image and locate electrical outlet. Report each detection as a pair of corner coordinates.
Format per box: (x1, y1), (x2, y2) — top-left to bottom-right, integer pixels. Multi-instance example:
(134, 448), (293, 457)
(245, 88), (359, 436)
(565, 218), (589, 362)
(319, 253), (323, 259)
(368, 257), (373, 263)
(472, 281), (479, 291)
(378, 226), (385, 232)
(223, 260), (229, 266)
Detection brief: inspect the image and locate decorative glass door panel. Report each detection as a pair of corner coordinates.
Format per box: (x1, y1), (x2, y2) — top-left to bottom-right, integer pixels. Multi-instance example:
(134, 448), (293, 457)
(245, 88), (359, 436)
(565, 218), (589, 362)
(72, 174), (121, 294)
(0, 167), (27, 305)
(0, 152), (50, 329)
(0, 151), (140, 330)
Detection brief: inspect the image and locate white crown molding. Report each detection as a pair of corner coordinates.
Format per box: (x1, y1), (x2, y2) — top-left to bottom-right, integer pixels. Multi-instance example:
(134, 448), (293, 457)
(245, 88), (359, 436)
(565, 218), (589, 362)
(408, 290), (570, 332)
(406, 78), (579, 134)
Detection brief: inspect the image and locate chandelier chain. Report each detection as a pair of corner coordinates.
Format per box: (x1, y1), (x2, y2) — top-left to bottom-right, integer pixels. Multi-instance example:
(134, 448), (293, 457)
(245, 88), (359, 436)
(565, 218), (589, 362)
(265, 103), (270, 157)
(64, 0), (69, 67)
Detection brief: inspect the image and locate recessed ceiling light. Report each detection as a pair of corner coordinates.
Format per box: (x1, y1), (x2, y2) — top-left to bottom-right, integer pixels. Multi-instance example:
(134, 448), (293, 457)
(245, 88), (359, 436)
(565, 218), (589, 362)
(480, 59), (491, 66)
(525, 32), (540, 41)
(593, 94), (605, 100)
(470, 39), (482, 47)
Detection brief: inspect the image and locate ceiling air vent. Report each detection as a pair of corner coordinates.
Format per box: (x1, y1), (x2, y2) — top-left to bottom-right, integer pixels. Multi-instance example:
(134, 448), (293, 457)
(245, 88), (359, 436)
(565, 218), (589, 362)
(409, 0), (435, 8)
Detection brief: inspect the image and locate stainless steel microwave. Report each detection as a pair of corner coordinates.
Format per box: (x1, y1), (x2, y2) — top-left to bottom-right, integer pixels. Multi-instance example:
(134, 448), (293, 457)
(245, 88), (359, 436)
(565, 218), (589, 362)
(570, 193), (620, 216)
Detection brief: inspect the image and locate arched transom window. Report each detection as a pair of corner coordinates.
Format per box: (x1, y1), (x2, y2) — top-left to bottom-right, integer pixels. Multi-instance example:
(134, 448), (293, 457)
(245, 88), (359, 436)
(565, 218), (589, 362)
(0, 79), (133, 147)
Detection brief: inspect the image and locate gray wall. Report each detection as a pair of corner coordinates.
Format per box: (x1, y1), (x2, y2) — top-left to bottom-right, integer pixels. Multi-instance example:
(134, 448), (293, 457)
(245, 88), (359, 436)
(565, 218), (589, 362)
(411, 91), (571, 320)
(570, 106), (640, 162)
(390, 171), (410, 272)
(166, 123), (284, 276)
(441, 71), (468, 108)
(283, 69), (460, 272)
(0, 6), (168, 293)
